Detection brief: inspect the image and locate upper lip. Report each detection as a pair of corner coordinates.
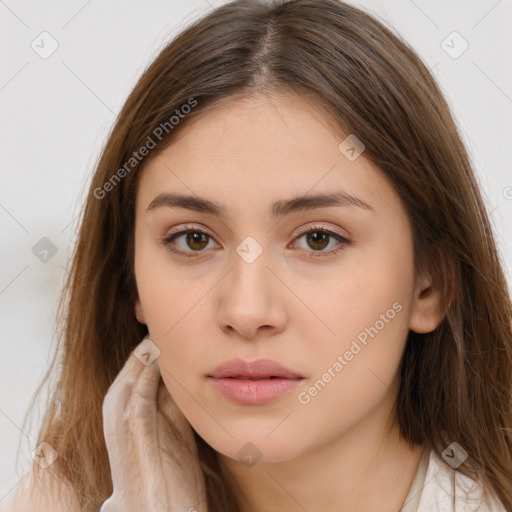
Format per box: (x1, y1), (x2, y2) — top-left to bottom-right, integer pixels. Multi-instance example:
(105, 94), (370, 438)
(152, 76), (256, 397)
(208, 358), (304, 379)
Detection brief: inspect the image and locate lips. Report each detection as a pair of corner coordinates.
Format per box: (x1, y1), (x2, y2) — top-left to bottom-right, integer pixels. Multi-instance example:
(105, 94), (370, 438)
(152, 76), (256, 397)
(208, 358), (304, 380)
(208, 359), (305, 405)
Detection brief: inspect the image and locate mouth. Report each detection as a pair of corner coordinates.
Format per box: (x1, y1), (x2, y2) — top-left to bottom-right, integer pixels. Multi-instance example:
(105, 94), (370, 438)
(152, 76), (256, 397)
(208, 358), (304, 380)
(208, 358), (305, 405)
(225, 376), (288, 380)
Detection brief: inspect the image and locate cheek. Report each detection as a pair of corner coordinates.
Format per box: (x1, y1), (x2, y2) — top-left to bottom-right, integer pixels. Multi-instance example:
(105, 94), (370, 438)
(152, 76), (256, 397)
(295, 239), (415, 404)
(134, 253), (207, 385)
(139, 281), (207, 372)
(135, 244), (209, 337)
(302, 246), (414, 348)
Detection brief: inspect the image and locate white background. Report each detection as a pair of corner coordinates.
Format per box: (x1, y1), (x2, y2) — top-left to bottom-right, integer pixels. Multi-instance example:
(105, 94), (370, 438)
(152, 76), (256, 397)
(1, 0), (511, 504)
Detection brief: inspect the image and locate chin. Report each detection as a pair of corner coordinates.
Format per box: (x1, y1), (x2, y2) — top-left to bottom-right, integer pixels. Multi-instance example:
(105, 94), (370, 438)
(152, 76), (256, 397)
(194, 425), (305, 465)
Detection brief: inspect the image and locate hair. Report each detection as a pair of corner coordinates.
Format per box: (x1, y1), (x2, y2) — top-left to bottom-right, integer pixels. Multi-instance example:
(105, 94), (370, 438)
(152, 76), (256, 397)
(23, 0), (512, 510)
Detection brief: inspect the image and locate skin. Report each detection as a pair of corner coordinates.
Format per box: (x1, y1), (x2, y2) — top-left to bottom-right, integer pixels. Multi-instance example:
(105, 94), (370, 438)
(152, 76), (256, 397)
(133, 91), (444, 511)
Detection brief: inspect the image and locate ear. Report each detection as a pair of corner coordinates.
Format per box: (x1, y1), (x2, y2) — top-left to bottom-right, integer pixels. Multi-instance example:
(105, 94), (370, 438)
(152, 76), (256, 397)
(408, 270), (446, 334)
(134, 297), (146, 324)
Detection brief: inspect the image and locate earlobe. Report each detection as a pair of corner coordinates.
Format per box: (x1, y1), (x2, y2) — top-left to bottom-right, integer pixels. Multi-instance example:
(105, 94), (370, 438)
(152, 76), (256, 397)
(408, 273), (445, 334)
(134, 298), (146, 324)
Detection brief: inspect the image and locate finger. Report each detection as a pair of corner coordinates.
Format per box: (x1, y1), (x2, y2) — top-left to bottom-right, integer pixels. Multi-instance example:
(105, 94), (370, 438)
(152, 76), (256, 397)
(103, 341), (147, 434)
(128, 336), (162, 401)
(102, 337), (161, 479)
(103, 336), (161, 418)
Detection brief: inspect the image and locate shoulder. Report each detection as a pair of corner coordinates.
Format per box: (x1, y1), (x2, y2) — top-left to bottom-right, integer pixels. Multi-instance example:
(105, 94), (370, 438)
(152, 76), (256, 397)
(417, 449), (507, 512)
(6, 467), (81, 512)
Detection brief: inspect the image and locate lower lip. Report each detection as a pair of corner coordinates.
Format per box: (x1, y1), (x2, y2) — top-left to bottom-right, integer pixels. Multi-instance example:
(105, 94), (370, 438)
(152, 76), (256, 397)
(209, 377), (303, 405)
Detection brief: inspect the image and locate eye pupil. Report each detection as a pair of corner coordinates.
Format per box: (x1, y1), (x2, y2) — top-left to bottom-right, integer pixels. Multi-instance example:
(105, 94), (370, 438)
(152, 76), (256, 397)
(307, 231), (329, 250)
(186, 232), (208, 250)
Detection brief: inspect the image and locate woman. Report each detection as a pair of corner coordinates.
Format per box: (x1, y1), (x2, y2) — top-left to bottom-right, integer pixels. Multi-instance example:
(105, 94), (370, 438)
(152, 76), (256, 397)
(10, 0), (512, 510)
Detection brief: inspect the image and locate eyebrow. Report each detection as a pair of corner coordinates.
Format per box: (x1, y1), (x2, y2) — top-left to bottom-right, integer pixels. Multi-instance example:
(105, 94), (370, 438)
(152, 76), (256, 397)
(146, 191), (374, 218)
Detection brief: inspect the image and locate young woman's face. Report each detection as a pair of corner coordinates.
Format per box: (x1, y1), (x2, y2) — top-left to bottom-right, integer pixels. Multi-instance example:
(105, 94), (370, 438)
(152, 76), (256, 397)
(133, 92), (431, 464)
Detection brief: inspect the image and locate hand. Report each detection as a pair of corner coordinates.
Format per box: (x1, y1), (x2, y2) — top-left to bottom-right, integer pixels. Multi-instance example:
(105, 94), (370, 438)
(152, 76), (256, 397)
(99, 337), (207, 512)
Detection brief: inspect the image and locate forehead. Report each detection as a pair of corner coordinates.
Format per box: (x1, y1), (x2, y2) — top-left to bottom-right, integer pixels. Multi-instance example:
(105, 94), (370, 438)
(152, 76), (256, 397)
(153, 92), (346, 164)
(136, 92), (400, 219)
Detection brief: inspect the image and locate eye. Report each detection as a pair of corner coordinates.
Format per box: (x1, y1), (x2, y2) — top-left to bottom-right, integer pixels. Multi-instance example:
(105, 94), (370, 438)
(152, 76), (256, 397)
(161, 224), (351, 259)
(290, 225), (351, 257)
(162, 225), (219, 259)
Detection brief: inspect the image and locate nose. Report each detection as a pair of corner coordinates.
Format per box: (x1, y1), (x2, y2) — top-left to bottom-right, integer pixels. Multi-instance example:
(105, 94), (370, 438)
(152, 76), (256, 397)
(216, 248), (288, 341)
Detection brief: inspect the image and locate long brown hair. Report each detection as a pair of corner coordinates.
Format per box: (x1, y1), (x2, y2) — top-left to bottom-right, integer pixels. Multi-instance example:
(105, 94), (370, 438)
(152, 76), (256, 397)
(25, 0), (512, 509)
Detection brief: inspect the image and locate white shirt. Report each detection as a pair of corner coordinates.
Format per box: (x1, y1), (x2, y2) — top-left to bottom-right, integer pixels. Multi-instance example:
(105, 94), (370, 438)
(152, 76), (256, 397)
(401, 447), (508, 512)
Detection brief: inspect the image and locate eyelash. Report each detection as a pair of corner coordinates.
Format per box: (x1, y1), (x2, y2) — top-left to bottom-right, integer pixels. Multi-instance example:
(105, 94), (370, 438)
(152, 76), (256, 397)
(161, 224), (351, 260)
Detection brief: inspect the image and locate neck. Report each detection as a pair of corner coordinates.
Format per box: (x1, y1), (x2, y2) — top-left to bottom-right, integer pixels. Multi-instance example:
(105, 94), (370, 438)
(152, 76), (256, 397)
(218, 398), (424, 512)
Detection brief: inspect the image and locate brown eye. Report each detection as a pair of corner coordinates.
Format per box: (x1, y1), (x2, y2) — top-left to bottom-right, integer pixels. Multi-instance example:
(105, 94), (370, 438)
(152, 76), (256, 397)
(292, 226), (351, 258)
(306, 231), (330, 251)
(184, 231), (209, 250)
(163, 227), (219, 258)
